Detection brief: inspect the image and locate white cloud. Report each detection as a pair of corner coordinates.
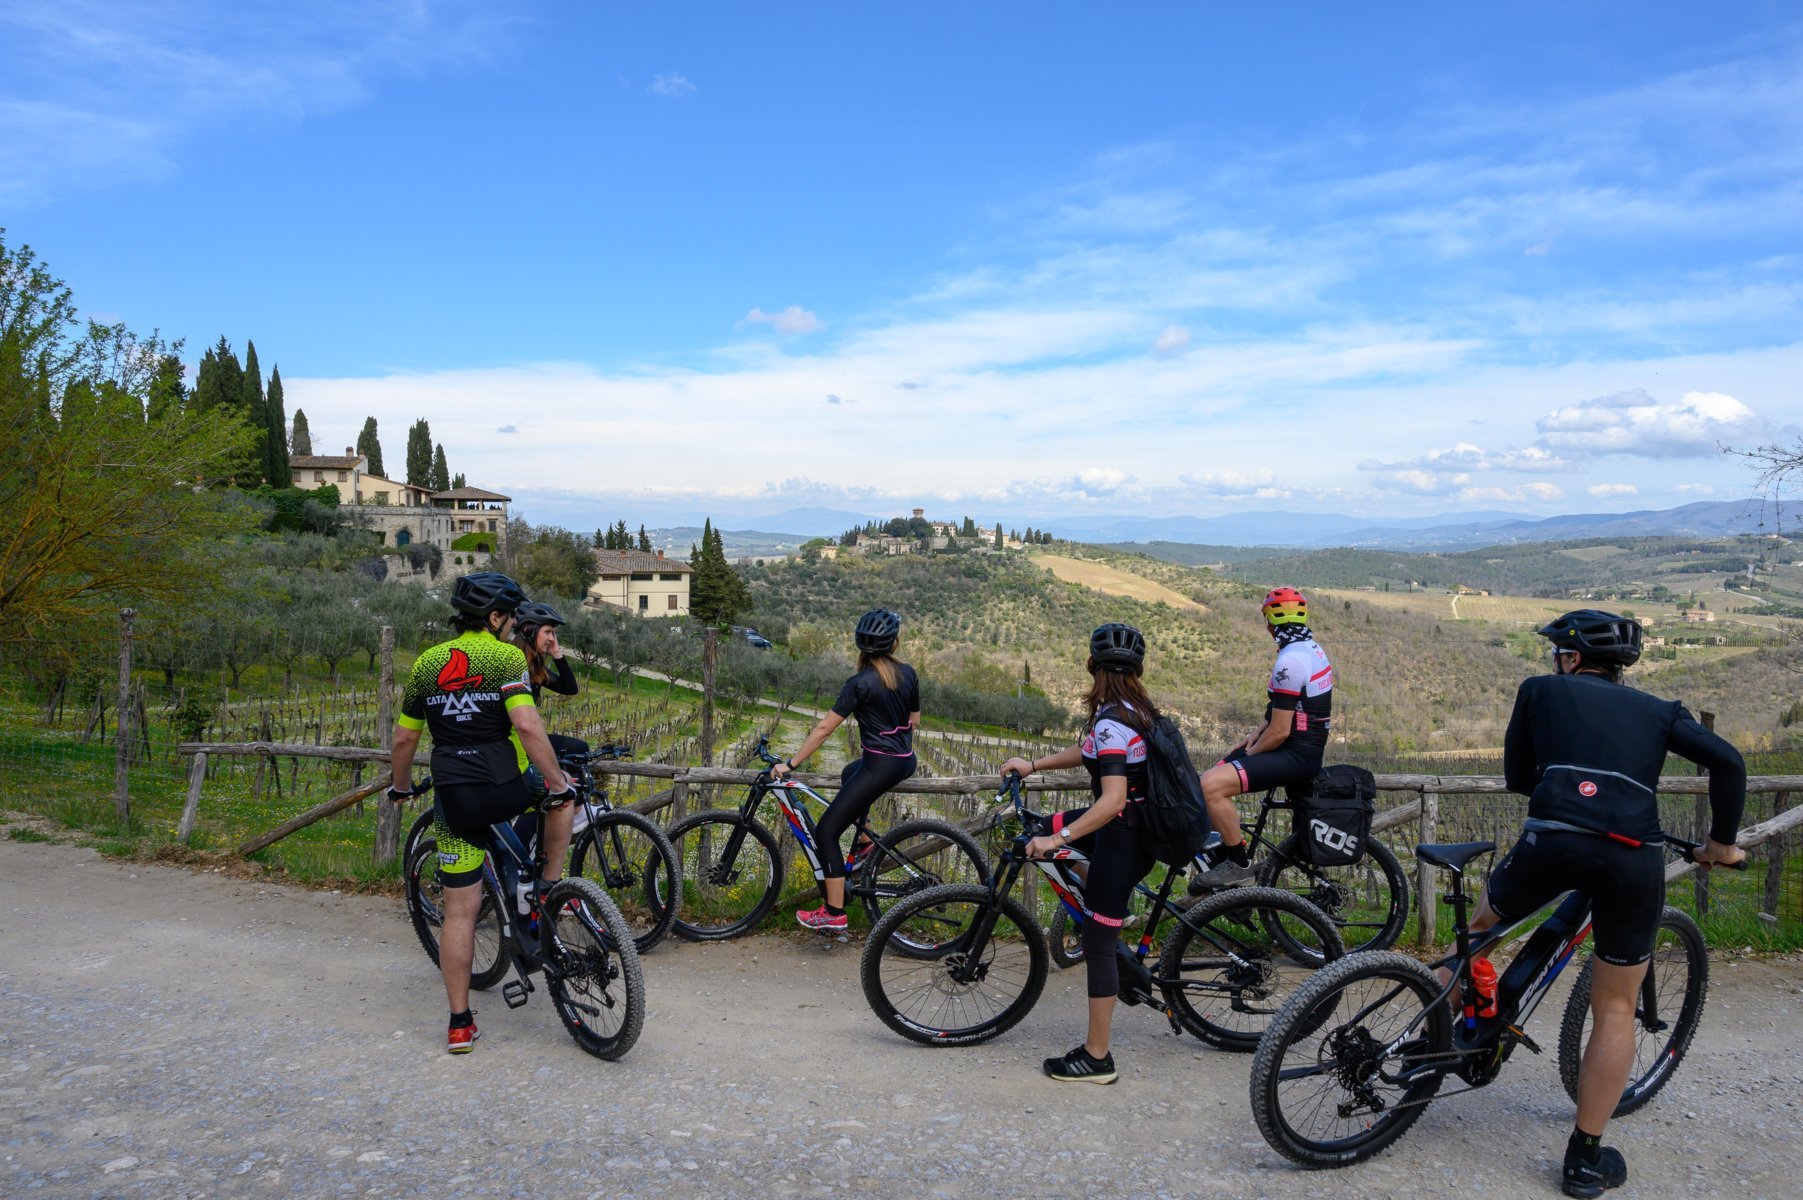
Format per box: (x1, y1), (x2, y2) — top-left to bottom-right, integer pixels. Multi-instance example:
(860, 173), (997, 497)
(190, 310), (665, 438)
(1586, 483), (1638, 497)
(1459, 482), (1566, 503)
(744, 305), (821, 335)
(1675, 483), (1717, 494)
(497, 424), (517, 434)
(1153, 324), (1190, 355)
(1358, 442), (1571, 475)
(1536, 388), (1764, 457)
(649, 72), (694, 98)
(1179, 468), (1277, 496)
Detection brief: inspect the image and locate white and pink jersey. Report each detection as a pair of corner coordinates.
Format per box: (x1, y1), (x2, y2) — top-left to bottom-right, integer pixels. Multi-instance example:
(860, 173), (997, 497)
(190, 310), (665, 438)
(1267, 637), (1333, 744)
(1081, 705), (1150, 806)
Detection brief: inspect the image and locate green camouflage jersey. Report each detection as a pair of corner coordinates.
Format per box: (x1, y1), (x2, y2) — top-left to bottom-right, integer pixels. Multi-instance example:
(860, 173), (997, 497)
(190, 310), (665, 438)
(397, 630), (535, 786)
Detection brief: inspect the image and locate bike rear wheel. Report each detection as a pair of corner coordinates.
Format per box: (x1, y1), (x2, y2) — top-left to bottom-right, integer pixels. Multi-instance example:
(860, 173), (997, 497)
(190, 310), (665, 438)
(1155, 886), (1343, 1051)
(543, 877), (645, 1061)
(1556, 906), (1708, 1117)
(1258, 834), (1410, 961)
(569, 809), (681, 953)
(403, 810), (509, 990)
(860, 882), (1048, 1046)
(666, 810), (783, 941)
(855, 818), (990, 954)
(1250, 951), (1452, 1168)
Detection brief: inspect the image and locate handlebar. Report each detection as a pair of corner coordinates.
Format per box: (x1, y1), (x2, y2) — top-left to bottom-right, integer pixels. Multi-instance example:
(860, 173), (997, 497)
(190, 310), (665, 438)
(1664, 834), (1749, 870)
(750, 735), (784, 768)
(389, 775), (434, 798)
(585, 743), (634, 761)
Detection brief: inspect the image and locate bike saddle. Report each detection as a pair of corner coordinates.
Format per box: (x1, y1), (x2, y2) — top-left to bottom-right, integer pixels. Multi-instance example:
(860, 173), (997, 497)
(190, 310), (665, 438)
(1415, 841), (1496, 872)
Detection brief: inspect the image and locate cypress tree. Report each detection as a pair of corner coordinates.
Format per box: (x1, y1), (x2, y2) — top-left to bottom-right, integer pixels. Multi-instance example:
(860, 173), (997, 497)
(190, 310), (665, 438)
(147, 354), (186, 422)
(263, 363), (291, 486)
(290, 407), (313, 455)
(638, 524), (652, 552)
(993, 523), (1002, 549)
(357, 416), (385, 476)
(405, 418), (431, 485)
(451, 472), (465, 489)
(431, 443), (450, 492)
(209, 337), (244, 416)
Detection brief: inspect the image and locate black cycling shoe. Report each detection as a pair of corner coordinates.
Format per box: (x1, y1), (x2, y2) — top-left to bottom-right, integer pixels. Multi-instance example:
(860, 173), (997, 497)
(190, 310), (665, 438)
(1042, 1045), (1117, 1085)
(1562, 1145), (1626, 1198)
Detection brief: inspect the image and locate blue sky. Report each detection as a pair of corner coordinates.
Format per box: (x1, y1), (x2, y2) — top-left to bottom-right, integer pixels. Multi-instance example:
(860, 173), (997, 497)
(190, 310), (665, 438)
(6, 2), (1801, 529)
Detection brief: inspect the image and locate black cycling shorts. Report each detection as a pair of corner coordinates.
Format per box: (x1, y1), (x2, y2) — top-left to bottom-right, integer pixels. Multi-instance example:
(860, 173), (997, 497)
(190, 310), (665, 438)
(1485, 829), (1665, 966)
(1216, 741), (1324, 797)
(434, 778), (533, 888)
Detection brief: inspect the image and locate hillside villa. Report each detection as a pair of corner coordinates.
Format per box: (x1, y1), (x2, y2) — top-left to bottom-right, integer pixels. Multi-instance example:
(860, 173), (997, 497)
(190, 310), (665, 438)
(585, 548), (692, 616)
(289, 447), (511, 554)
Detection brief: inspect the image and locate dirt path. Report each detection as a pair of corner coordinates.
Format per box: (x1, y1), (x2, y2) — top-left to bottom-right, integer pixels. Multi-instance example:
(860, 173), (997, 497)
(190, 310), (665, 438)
(3, 839), (1800, 1199)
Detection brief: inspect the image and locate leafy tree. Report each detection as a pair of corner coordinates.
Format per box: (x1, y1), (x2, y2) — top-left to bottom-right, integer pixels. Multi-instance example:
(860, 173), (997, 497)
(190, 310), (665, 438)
(430, 443), (450, 492)
(638, 524), (652, 552)
(263, 365), (291, 485)
(357, 415), (385, 477)
(511, 519), (602, 599)
(0, 233), (259, 651)
(962, 515), (977, 536)
(450, 472), (465, 489)
(593, 528), (606, 549)
(289, 405), (312, 455)
(405, 418), (432, 486)
(147, 353), (185, 422)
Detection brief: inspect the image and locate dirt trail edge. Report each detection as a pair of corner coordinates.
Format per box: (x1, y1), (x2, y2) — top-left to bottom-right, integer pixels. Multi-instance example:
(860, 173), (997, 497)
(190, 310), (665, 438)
(1, 838), (1799, 1200)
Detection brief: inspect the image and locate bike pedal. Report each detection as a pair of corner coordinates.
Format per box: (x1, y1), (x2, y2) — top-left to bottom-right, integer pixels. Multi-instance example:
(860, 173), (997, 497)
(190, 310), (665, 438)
(1505, 1024), (1542, 1054)
(502, 979), (532, 1009)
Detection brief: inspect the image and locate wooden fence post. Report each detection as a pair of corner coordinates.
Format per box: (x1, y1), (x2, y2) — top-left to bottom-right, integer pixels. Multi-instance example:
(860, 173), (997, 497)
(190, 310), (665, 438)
(1765, 790), (1791, 918)
(1415, 788), (1438, 948)
(113, 608), (135, 825)
(371, 626), (401, 864)
(177, 751), (208, 844)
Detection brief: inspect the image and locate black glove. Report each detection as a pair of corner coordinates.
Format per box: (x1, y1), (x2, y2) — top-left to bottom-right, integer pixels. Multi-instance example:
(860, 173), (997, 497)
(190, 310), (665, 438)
(385, 784), (415, 802)
(542, 785), (577, 810)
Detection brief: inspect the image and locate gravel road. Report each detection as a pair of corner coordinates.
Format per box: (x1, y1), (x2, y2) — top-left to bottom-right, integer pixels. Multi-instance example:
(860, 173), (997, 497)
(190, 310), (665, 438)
(3, 838), (1800, 1199)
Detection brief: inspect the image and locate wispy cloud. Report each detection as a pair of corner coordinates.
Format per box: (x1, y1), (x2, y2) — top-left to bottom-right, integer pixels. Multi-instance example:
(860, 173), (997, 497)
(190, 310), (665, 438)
(1587, 483), (1639, 497)
(649, 72), (695, 98)
(744, 305), (821, 334)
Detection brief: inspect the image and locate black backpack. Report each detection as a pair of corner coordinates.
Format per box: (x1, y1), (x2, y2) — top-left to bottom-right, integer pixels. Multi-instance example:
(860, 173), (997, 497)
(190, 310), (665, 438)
(1102, 706), (1212, 866)
(1291, 764), (1377, 867)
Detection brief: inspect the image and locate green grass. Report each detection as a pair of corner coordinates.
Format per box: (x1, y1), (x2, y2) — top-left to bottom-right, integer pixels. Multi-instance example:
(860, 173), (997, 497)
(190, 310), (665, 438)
(8, 827), (51, 843)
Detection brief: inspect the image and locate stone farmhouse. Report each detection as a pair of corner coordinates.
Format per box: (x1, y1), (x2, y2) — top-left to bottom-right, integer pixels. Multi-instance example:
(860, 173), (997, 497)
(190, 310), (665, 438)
(289, 447), (511, 554)
(584, 548), (693, 617)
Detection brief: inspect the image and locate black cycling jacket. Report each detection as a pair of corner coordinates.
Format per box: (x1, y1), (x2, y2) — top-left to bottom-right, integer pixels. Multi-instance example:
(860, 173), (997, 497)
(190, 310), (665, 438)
(1503, 671), (1745, 845)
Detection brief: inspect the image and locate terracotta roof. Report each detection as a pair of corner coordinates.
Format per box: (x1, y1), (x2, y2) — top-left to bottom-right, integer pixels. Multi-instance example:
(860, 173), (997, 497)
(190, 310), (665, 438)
(591, 548), (692, 573)
(432, 486), (512, 502)
(291, 454), (362, 469)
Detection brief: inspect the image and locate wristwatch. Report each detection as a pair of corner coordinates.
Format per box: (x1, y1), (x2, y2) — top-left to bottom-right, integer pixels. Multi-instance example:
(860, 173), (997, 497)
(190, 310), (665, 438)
(1058, 827), (1072, 842)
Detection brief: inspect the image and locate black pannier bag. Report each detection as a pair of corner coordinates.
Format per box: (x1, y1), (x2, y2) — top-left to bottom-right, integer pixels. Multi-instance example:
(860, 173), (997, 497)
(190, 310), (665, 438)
(1289, 764), (1376, 867)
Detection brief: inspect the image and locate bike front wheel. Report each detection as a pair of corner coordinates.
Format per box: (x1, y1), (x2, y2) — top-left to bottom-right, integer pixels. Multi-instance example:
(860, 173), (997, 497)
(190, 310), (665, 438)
(1250, 951), (1452, 1168)
(860, 882), (1048, 1046)
(666, 810), (783, 941)
(1258, 834), (1410, 961)
(855, 818), (991, 954)
(1155, 886), (1344, 1051)
(569, 809), (681, 953)
(1556, 905), (1708, 1117)
(403, 810), (509, 990)
(543, 877), (646, 1061)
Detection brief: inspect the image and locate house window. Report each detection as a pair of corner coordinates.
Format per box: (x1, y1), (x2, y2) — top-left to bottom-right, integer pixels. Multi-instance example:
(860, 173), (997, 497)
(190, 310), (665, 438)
(487, 519), (497, 532)
(660, 573), (682, 581)
(667, 595), (678, 611)
(602, 574), (623, 581)
(638, 595), (649, 612)
(313, 471), (325, 483)
(630, 572), (653, 581)
(337, 470), (349, 482)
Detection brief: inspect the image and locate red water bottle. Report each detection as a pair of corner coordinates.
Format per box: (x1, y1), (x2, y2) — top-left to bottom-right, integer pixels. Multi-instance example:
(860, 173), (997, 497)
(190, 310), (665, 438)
(1470, 957), (1499, 1020)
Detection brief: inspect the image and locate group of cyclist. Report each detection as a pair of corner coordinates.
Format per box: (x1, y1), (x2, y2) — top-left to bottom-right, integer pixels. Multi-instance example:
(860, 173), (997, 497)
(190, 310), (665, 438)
(387, 568), (1747, 1198)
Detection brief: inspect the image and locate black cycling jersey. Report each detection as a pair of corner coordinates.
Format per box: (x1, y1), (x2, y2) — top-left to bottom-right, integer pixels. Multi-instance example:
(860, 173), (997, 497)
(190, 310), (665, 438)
(397, 630), (534, 786)
(831, 663), (920, 758)
(1503, 672), (1745, 844)
(529, 655), (579, 706)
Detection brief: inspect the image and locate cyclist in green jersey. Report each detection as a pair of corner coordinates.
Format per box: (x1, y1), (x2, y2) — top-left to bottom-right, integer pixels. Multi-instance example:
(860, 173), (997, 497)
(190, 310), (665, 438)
(387, 572), (576, 1053)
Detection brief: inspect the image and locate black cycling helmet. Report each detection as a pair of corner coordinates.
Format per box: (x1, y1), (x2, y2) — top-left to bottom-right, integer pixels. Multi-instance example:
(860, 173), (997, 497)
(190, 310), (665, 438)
(450, 571), (526, 618)
(1536, 609), (1643, 667)
(513, 601), (566, 630)
(854, 608), (902, 653)
(1089, 622), (1146, 673)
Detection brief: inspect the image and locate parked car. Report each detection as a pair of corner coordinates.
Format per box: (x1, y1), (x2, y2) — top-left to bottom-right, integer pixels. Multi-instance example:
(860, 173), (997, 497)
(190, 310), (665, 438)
(743, 629), (773, 650)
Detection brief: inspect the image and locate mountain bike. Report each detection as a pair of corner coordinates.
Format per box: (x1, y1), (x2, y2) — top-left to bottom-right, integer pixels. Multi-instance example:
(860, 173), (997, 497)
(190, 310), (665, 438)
(1047, 784), (1409, 968)
(404, 744), (679, 957)
(1249, 835), (1733, 1167)
(665, 736), (990, 945)
(860, 774), (1344, 1049)
(397, 780), (645, 1060)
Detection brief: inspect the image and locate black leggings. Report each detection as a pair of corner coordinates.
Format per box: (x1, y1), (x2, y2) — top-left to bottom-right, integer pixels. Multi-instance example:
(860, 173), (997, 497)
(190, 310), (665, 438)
(815, 753), (917, 879)
(1052, 809), (1158, 999)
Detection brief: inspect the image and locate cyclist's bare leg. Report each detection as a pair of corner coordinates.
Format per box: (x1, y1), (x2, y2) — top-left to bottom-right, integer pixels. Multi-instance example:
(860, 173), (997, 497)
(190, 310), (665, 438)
(1199, 762), (1247, 849)
(539, 804), (573, 884)
(1085, 995), (1118, 1060)
(1575, 959), (1651, 1136)
(823, 875), (847, 910)
(440, 880), (481, 1013)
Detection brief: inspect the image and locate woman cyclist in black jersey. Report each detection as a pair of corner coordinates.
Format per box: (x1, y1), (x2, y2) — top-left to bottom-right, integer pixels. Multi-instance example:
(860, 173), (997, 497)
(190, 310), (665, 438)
(773, 609), (921, 933)
(512, 601), (589, 762)
(1474, 610), (1745, 1197)
(999, 623), (1159, 1085)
